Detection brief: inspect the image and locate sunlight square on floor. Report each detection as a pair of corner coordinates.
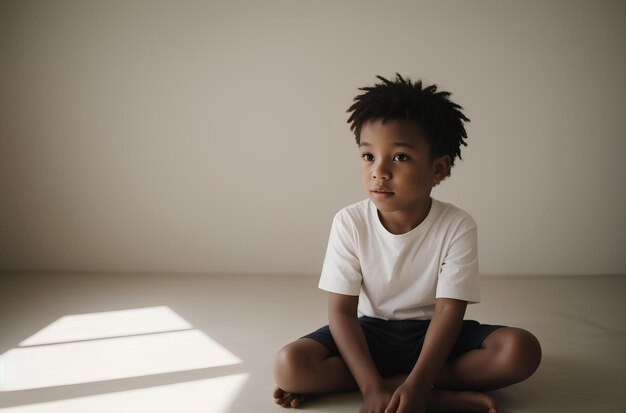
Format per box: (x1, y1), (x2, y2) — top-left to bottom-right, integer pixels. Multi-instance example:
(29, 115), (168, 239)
(0, 306), (242, 392)
(0, 373), (250, 413)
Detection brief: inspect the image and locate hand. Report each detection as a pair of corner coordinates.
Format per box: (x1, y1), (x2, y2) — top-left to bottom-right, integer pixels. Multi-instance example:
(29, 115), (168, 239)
(360, 387), (393, 413)
(384, 383), (426, 413)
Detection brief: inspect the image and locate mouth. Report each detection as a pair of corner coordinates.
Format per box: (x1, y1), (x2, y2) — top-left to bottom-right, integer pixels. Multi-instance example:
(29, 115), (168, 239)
(371, 188), (394, 199)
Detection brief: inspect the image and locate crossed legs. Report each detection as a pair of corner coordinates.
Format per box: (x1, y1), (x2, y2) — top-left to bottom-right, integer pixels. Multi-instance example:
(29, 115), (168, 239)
(273, 327), (541, 411)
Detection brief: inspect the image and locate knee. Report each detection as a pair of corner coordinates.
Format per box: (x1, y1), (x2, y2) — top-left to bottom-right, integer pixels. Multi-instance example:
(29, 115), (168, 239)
(273, 341), (315, 391)
(497, 328), (542, 382)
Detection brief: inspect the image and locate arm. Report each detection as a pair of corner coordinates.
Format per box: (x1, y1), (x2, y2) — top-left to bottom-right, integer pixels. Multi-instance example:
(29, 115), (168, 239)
(328, 292), (391, 412)
(407, 297), (467, 388)
(386, 297), (467, 413)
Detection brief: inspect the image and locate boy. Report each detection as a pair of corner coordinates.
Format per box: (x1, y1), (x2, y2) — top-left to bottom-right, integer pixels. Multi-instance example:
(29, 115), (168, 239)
(273, 74), (541, 413)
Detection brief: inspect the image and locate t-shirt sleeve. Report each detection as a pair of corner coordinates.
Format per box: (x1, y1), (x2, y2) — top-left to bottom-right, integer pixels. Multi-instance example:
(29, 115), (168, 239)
(318, 212), (362, 296)
(435, 219), (481, 304)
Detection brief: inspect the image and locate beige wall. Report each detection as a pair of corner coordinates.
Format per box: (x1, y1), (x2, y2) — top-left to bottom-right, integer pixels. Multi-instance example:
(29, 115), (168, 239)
(1, 0), (624, 276)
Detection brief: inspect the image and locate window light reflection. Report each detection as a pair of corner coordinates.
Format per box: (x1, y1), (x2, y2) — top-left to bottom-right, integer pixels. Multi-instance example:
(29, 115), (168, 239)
(0, 306), (242, 392)
(0, 373), (249, 413)
(20, 306), (192, 346)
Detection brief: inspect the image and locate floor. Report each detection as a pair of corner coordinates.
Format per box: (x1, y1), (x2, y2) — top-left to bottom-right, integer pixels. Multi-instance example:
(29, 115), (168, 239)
(0, 273), (624, 412)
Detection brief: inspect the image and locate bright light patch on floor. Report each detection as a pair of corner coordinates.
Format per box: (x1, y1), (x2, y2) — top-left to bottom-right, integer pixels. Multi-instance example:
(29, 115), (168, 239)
(0, 307), (243, 392)
(0, 373), (249, 413)
(19, 306), (192, 346)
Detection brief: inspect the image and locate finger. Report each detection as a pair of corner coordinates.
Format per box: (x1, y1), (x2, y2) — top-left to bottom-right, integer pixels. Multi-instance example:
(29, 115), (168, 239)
(385, 394), (400, 413)
(395, 395), (409, 413)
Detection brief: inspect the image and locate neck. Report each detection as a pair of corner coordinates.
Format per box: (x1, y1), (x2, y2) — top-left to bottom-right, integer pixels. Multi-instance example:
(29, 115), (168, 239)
(377, 197), (433, 235)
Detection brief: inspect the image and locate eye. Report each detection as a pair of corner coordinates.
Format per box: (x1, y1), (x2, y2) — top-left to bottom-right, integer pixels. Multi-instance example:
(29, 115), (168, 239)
(393, 153), (410, 162)
(361, 153), (374, 161)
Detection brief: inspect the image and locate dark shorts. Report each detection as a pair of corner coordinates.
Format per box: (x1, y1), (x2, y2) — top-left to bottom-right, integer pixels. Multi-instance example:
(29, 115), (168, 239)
(301, 316), (504, 377)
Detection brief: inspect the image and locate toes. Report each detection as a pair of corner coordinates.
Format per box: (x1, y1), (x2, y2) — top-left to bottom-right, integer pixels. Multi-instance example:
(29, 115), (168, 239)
(274, 395), (289, 406)
(272, 387), (306, 409)
(273, 386), (285, 398)
(279, 393), (294, 408)
(291, 394), (305, 408)
(274, 386), (295, 408)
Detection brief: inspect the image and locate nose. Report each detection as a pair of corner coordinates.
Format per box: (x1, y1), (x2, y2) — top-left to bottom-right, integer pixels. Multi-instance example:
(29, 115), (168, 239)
(372, 160), (391, 180)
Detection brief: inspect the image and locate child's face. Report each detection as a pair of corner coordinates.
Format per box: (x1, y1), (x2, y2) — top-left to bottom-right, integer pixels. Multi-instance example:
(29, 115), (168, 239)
(359, 118), (450, 216)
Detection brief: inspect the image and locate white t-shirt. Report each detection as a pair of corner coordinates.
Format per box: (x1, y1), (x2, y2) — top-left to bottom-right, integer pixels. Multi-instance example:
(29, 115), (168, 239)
(318, 198), (480, 321)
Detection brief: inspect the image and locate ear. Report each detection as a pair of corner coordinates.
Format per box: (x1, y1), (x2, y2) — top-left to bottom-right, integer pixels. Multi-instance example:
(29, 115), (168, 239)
(432, 155), (451, 185)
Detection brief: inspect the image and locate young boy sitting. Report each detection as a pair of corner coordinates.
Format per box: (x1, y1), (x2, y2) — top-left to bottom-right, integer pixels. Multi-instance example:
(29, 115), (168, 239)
(272, 74), (541, 413)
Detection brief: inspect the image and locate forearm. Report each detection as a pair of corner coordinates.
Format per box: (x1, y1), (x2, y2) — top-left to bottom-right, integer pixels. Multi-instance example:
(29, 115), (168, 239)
(329, 310), (383, 394)
(406, 299), (466, 390)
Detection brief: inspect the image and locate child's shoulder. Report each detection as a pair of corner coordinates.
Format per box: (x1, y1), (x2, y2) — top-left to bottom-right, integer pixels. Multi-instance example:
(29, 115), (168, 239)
(332, 198), (371, 224)
(433, 199), (478, 232)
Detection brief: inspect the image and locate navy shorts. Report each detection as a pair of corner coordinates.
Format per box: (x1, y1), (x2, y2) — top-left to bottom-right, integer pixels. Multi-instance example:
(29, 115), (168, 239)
(301, 316), (504, 377)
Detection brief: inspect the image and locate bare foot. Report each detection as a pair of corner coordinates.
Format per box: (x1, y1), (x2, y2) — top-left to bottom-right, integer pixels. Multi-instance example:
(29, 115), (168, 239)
(428, 388), (497, 413)
(273, 386), (307, 408)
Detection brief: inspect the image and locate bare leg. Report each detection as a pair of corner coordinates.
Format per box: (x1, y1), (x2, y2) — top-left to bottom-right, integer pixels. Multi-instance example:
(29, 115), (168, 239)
(273, 375), (497, 412)
(378, 376), (497, 412)
(272, 328), (540, 410)
(434, 327), (542, 391)
(273, 338), (500, 411)
(273, 338), (358, 392)
(427, 389), (497, 412)
(273, 338), (356, 407)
